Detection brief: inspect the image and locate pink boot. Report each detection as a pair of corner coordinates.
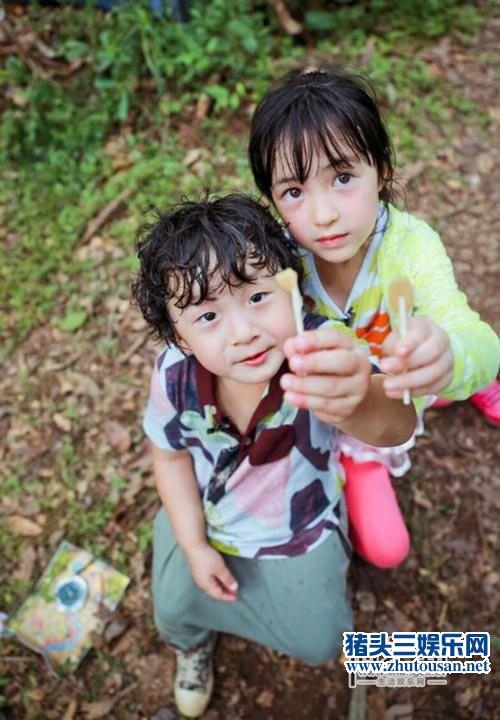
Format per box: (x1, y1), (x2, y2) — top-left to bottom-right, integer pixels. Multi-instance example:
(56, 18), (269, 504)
(342, 455), (410, 569)
(469, 379), (500, 425)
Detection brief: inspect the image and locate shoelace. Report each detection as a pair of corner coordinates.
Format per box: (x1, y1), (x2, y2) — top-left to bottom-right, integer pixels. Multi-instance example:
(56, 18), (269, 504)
(176, 643), (213, 689)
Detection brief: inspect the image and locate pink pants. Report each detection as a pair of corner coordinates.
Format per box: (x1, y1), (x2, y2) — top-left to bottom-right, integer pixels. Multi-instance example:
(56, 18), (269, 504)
(342, 455), (410, 568)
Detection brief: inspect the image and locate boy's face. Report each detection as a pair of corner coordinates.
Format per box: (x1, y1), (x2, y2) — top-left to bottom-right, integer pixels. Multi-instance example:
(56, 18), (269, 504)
(270, 143), (382, 268)
(168, 265), (297, 386)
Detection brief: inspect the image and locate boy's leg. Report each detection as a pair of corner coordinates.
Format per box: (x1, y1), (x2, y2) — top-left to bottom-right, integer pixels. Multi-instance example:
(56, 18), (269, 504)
(152, 509), (217, 718)
(153, 507), (352, 667)
(342, 455), (410, 568)
(222, 523), (353, 666)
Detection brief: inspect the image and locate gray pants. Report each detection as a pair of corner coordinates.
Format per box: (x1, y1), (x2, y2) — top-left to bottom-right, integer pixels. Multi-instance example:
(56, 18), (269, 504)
(152, 509), (352, 666)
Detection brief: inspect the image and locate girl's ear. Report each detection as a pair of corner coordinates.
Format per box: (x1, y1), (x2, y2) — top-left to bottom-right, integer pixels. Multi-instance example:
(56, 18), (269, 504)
(378, 165), (388, 194)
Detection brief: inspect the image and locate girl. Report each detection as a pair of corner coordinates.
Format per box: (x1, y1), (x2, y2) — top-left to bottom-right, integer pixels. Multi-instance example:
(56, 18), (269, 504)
(248, 67), (499, 568)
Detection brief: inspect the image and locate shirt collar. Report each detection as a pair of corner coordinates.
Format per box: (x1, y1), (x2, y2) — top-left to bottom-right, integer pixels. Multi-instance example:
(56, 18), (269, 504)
(196, 359), (288, 437)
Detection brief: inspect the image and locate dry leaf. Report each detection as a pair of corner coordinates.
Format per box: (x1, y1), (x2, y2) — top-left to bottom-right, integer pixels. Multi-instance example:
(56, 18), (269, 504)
(104, 619), (128, 644)
(53, 413), (72, 433)
(8, 515), (43, 537)
(103, 420), (131, 453)
(476, 153), (494, 174)
(82, 698), (116, 719)
(13, 544), (36, 581)
(62, 698), (78, 720)
(256, 690), (274, 708)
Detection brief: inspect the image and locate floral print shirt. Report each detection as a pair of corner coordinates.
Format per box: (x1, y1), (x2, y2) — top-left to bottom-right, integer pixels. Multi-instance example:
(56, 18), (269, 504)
(143, 313), (346, 559)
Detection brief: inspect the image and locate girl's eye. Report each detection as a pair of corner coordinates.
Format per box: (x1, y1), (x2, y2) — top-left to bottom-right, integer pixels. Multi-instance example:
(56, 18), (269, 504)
(249, 291), (269, 305)
(333, 173), (353, 187)
(196, 311), (217, 325)
(282, 187), (302, 201)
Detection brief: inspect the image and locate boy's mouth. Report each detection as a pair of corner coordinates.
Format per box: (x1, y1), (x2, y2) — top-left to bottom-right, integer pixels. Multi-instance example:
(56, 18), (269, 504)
(240, 350), (268, 366)
(317, 233), (348, 247)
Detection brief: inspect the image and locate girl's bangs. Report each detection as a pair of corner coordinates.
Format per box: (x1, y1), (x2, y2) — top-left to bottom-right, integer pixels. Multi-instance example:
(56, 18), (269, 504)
(274, 105), (374, 184)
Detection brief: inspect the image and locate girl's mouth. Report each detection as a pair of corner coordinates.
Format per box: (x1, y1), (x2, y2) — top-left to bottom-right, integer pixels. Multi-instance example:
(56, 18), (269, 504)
(241, 350), (268, 366)
(317, 233), (348, 247)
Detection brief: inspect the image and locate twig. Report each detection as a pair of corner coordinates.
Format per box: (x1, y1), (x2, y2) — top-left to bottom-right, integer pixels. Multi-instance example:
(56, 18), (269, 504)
(118, 335), (147, 365)
(267, 0), (303, 35)
(80, 189), (132, 245)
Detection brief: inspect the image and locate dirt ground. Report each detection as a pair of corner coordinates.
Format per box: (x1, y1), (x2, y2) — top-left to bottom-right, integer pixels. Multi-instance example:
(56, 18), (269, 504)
(1, 16), (499, 720)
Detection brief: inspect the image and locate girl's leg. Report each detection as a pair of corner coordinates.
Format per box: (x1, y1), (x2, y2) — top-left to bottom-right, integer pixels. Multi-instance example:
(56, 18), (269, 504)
(342, 455), (410, 568)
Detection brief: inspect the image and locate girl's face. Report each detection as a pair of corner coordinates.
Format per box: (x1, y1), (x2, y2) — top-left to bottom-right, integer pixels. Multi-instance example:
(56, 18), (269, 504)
(271, 145), (383, 268)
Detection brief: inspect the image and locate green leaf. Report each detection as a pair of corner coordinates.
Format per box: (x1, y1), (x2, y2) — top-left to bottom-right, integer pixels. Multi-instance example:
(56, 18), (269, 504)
(58, 310), (88, 332)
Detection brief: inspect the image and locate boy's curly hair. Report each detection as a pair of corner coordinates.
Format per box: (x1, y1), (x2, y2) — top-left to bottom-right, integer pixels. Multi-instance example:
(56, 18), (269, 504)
(131, 193), (304, 348)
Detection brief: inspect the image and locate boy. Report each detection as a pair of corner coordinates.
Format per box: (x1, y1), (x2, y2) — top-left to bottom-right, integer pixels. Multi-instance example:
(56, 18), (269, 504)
(132, 193), (416, 717)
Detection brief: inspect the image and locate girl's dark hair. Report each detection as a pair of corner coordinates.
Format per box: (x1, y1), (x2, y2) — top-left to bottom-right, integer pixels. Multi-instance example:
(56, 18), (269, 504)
(248, 66), (395, 203)
(131, 193), (303, 347)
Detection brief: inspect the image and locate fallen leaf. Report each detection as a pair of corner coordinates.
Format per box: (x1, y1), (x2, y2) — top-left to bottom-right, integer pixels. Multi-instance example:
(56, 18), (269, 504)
(385, 703), (414, 719)
(82, 698), (116, 719)
(104, 619), (128, 644)
(8, 515), (43, 537)
(58, 310), (88, 332)
(476, 153), (494, 174)
(13, 544), (36, 581)
(151, 708), (176, 720)
(62, 699), (78, 720)
(103, 420), (131, 453)
(256, 689), (274, 708)
(130, 551), (145, 583)
(123, 474), (144, 504)
(53, 413), (72, 433)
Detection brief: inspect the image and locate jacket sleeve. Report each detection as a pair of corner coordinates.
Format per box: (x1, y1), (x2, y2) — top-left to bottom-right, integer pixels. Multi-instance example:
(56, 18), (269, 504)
(382, 210), (499, 401)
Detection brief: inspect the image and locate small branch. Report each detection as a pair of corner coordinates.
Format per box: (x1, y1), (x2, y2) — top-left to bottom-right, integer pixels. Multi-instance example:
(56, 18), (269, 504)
(81, 189), (132, 245)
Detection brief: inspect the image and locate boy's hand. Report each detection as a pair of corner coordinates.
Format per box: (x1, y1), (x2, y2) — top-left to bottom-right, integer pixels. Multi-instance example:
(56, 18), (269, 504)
(184, 542), (238, 602)
(280, 328), (371, 424)
(380, 316), (454, 398)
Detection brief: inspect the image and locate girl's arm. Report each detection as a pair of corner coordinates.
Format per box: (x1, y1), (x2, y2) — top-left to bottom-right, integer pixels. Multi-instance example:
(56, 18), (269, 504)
(281, 329), (417, 447)
(380, 209), (499, 400)
(151, 442), (238, 601)
(332, 374), (416, 447)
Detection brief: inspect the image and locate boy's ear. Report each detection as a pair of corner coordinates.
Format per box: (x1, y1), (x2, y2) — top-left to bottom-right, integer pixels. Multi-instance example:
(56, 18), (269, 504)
(177, 338), (192, 356)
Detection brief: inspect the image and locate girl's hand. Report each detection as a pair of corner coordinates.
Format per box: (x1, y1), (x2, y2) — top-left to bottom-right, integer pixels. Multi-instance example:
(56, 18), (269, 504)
(380, 316), (454, 398)
(185, 542), (238, 602)
(280, 328), (371, 424)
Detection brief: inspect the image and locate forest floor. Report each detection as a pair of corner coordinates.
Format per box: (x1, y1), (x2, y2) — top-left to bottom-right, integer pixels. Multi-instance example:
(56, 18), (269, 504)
(1, 11), (499, 720)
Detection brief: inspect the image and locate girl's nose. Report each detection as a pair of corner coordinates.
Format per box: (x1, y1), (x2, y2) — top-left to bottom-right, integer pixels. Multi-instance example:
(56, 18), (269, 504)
(310, 192), (339, 227)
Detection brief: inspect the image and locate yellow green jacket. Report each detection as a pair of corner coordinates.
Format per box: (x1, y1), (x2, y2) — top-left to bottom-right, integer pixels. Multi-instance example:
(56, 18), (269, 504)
(378, 205), (499, 400)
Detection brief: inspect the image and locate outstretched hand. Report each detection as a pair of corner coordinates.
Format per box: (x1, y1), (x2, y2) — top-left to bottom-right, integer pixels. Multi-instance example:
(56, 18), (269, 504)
(380, 316), (454, 398)
(280, 327), (371, 425)
(185, 542), (238, 602)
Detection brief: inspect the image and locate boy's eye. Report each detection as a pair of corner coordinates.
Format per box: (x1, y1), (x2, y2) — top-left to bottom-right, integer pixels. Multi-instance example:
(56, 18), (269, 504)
(249, 291), (269, 305)
(196, 311), (217, 325)
(333, 173), (353, 186)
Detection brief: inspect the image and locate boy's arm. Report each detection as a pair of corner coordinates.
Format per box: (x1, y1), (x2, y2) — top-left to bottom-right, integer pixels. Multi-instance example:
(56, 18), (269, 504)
(151, 442), (238, 601)
(152, 442), (207, 550)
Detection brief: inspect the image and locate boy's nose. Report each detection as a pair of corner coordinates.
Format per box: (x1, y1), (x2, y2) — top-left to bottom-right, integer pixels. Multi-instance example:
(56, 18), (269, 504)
(229, 313), (260, 345)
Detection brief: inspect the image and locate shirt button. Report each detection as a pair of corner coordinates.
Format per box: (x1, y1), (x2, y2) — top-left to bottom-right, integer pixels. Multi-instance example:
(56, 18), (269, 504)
(243, 437), (252, 447)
